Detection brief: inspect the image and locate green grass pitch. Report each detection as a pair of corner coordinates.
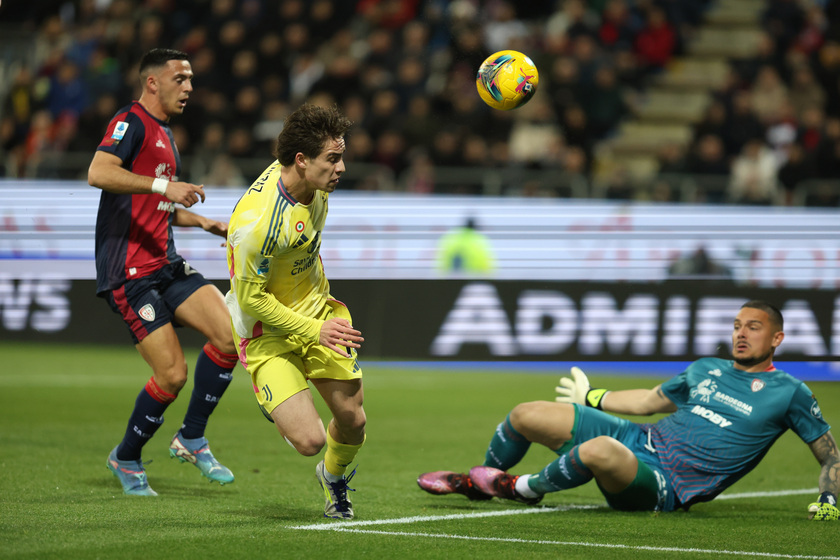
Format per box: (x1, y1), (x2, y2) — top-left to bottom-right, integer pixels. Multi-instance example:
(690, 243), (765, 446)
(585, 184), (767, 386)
(1, 341), (838, 559)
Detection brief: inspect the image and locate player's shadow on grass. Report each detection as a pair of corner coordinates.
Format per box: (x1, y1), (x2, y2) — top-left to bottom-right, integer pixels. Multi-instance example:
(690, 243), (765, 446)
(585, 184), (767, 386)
(93, 476), (240, 500)
(234, 504), (323, 522)
(416, 498), (530, 511)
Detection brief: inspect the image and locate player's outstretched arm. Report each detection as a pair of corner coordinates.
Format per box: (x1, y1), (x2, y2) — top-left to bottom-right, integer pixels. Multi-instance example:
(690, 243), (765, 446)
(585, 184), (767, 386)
(807, 431), (840, 521)
(88, 151), (205, 207)
(555, 367), (676, 416)
(603, 384), (677, 416)
(319, 318), (363, 358)
(173, 208), (228, 240)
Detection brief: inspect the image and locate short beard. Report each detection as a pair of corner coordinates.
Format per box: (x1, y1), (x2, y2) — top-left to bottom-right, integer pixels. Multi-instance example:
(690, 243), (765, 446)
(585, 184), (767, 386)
(733, 349), (774, 368)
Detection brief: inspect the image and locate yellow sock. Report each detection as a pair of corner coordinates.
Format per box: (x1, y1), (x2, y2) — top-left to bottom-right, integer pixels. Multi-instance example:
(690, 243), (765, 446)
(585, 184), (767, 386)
(324, 431), (365, 478)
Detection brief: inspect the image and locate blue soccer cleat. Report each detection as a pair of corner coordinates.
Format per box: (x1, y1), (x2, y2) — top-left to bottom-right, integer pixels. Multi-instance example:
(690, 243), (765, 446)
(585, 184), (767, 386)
(169, 432), (235, 485)
(106, 446), (157, 496)
(315, 460), (356, 519)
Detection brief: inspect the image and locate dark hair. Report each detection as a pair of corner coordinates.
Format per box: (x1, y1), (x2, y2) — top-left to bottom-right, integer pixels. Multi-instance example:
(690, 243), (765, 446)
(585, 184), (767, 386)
(741, 300), (784, 331)
(273, 104), (352, 166)
(139, 48), (189, 76)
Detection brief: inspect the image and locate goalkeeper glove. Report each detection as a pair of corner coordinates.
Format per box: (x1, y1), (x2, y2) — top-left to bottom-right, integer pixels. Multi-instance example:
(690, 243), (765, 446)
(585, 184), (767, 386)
(808, 492), (839, 521)
(555, 367), (610, 409)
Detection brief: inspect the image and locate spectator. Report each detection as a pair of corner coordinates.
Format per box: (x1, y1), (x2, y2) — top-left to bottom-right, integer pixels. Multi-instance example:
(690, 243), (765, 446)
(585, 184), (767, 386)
(430, 128), (463, 168)
(788, 66), (827, 119)
(777, 142), (814, 204)
(571, 35), (605, 85)
(547, 57), (585, 118)
(558, 146), (591, 197)
(613, 48), (645, 91)
(582, 65), (628, 139)
(795, 4), (826, 55)
(461, 134), (491, 168)
(729, 138), (780, 205)
(750, 65), (790, 125)
(46, 59), (88, 120)
(816, 42), (840, 117)
(4, 0), (832, 205)
(401, 95), (439, 150)
(598, 0), (638, 51)
(723, 90), (766, 157)
(201, 153), (246, 187)
(508, 98), (563, 167)
(560, 105), (595, 165)
(634, 6), (676, 72)
(545, 0), (598, 42)
(656, 142), (688, 174)
(762, 0), (806, 55)
(69, 93), (119, 152)
(814, 117), (840, 178)
(483, 1), (531, 54)
(392, 56), (428, 111)
(733, 32), (785, 87)
(356, 0), (421, 30)
(226, 49), (260, 101)
(763, 100), (798, 170)
(798, 106), (825, 153)
(371, 129), (408, 176)
(686, 134), (730, 202)
(693, 100), (728, 143)
(401, 149), (435, 194)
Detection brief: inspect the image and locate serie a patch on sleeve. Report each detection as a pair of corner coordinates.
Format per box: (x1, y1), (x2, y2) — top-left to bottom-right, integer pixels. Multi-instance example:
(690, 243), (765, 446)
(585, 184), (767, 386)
(111, 121), (129, 140)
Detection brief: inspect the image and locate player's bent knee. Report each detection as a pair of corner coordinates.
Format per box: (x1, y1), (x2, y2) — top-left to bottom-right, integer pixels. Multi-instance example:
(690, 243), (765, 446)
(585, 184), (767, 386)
(155, 366), (188, 394)
(578, 436), (629, 468)
(285, 433), (326, 457)
(510, 401), (558, 432)
(209, 334), (236, 356)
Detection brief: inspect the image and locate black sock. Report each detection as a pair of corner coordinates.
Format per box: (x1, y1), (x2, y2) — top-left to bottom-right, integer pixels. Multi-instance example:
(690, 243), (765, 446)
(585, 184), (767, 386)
(179, 343), (236, 439)
(116, 378), (175, 461)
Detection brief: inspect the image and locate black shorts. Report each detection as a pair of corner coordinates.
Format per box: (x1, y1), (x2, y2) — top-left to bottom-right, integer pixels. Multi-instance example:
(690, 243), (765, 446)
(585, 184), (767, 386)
(103, 260), (211, 344)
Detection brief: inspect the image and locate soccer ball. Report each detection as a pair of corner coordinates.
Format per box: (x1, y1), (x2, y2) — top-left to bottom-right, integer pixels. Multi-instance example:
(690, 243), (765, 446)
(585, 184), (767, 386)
(476, 50), (539, 111)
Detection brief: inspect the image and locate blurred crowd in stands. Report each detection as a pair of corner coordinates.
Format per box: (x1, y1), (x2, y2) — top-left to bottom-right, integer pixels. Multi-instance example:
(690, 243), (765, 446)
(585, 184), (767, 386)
(0, 0), (838, 205)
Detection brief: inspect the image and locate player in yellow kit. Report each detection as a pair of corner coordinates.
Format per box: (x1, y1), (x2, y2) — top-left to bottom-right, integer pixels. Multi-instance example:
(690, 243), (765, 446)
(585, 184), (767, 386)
(226, 104), (365, 519)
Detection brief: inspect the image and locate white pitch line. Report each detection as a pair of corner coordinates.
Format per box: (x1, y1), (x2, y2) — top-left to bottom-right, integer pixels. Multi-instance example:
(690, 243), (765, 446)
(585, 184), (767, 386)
(323, 529), (840, 560)
(288, 504), (599, 530)
(289, 487), (818, 531)
(715, 488), (818, 500)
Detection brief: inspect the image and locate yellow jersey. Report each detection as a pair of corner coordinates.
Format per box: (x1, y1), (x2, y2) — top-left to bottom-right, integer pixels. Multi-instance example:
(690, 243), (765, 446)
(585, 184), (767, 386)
(225, 161), (330, 342)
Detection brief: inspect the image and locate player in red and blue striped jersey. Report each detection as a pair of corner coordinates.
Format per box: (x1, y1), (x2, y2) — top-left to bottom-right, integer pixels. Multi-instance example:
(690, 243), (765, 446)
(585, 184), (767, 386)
(89, 48), (238, 496)
(419, 301), (840, 520)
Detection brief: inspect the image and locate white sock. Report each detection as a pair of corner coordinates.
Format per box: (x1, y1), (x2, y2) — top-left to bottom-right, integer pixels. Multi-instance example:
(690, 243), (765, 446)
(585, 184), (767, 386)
(323, 465), (342, 483)
(515, 474), (540, 498)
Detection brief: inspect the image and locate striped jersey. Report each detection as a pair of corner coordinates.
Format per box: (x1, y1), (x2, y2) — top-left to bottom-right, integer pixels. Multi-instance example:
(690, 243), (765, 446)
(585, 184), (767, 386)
(648, 357), (830, 508)
(94, 101), (182, 294)
(225, 161), (330, 341)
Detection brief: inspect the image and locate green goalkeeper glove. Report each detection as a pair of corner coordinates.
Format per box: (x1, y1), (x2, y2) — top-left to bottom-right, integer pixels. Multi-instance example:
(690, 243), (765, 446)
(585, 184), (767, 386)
(555, 367), (609, 409)
(808, 492), (839, 521)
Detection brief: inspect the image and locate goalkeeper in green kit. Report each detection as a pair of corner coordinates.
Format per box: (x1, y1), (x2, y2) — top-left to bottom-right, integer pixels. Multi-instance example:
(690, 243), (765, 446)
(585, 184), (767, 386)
(418, 301), (839, 520)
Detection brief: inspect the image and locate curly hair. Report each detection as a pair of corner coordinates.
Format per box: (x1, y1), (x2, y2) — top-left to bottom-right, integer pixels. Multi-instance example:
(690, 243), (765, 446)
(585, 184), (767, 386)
(273, 104), (352, 166)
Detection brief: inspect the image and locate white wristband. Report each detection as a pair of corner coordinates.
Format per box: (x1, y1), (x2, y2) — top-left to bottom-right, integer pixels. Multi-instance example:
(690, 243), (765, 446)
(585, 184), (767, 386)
(151, 178), (168, 195)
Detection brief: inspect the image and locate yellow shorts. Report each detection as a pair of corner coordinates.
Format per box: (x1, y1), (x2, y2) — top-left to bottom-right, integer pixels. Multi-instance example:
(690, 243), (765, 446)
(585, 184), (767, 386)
(233, 299), (363, 414)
